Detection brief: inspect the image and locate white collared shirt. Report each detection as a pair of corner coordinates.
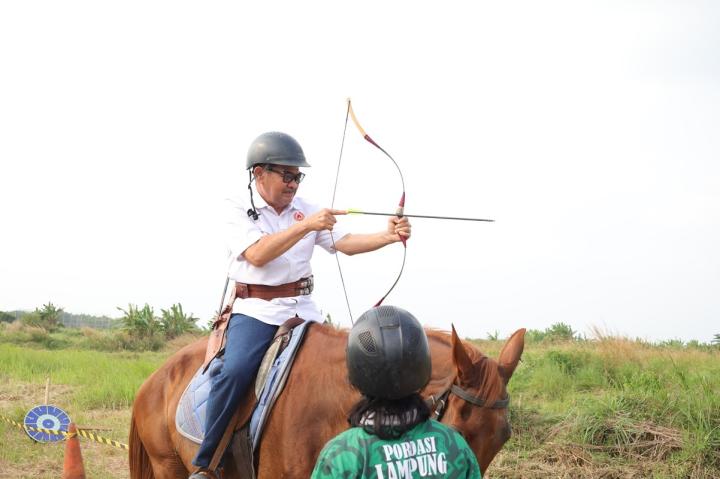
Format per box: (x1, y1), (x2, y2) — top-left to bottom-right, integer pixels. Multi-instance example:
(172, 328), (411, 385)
(225, 187), (348, 325)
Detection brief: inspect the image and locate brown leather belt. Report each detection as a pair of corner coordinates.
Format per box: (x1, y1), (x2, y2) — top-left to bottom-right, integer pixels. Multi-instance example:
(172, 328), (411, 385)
(235, 276), (314, 301)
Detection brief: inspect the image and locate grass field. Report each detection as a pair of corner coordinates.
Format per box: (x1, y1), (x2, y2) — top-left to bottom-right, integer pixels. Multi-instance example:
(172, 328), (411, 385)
(1, 323), (718, 478)
(472, 337), (720, 478)
(0, 325), (181, 479)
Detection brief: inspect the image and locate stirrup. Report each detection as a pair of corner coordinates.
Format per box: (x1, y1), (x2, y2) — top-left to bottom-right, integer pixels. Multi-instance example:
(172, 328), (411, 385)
(189, 467), (221, 479)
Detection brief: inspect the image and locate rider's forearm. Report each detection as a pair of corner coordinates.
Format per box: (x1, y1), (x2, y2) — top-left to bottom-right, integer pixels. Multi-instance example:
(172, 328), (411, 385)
(242, 222), (312, 267)
(334, 232), (397, 256)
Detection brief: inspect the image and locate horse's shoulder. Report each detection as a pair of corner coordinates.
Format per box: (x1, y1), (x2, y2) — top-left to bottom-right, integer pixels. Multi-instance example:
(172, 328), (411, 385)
(156, 337), (207, 379)
(169, 336), (208, 360)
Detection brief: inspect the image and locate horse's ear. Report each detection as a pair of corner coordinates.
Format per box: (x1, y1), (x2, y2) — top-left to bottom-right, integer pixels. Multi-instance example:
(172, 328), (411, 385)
(451, 324), (474, 381)
(498, 328), (526, 384)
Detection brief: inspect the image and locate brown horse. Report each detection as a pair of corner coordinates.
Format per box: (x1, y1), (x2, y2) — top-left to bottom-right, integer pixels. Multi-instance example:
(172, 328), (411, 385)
(129, 323), (525, 478)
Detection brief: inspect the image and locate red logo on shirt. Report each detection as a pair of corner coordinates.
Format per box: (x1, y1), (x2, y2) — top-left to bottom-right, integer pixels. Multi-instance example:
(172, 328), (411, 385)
(294, 211), (305, 221)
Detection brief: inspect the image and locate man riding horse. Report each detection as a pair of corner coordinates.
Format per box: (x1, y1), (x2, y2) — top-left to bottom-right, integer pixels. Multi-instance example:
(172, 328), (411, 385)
(190, 132), (412, 478)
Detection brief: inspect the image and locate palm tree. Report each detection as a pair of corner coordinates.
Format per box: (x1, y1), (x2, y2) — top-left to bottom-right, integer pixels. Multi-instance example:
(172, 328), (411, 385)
(36, 302), (63, 330)
(117, 304), (161, 338)
(159, 303), (199, 339)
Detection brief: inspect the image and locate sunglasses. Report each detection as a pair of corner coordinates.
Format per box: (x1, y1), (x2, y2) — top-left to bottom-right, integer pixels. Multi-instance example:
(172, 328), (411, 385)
(265, 166), (306, 184)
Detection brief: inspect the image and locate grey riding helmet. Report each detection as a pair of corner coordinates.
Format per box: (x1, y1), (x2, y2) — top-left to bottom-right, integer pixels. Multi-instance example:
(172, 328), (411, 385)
(347, 305), (432, 400)
(246, 132), (311, 169)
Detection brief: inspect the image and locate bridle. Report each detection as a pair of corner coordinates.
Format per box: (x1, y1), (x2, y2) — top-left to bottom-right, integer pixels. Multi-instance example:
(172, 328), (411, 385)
(428, 382), (510, 420)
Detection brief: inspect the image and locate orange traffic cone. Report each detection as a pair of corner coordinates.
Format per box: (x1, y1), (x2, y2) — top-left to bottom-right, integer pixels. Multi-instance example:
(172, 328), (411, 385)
(62, 423), (86, 479)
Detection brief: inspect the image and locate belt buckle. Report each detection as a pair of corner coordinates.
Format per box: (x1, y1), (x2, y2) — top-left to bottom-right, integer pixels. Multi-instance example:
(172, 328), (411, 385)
(298, 276), (314, 295)
(236, 283), (249, 299)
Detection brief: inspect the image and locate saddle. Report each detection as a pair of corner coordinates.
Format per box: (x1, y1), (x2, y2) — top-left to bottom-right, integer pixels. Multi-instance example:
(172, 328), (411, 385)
(176, 317), (310, 478)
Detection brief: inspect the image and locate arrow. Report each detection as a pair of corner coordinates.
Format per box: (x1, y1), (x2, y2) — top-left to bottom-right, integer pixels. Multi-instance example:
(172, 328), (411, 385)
(346, 209), (494, 222)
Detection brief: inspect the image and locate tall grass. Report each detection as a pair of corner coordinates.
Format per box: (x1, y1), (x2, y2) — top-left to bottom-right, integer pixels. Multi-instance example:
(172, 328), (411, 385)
(0, 343), (166, 409)
(477, 336), (720, 477)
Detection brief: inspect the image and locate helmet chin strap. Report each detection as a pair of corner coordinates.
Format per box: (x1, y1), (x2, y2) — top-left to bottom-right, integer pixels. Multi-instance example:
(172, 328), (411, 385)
(247, 170), (260, 221)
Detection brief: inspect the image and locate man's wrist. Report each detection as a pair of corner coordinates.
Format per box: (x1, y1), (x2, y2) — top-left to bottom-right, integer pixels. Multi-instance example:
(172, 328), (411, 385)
(383, 232), (399, 245)
(291, 220), (312, 237)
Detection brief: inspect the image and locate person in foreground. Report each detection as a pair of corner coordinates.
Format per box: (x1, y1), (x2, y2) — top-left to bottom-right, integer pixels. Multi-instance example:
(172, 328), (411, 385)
(189, 132), (411, 479)
(311, 305), (482, 479)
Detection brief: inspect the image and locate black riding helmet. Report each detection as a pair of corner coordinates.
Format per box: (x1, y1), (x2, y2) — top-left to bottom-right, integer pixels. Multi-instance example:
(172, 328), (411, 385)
(347, 306), (431, 400)
(246, 131), (311, 170)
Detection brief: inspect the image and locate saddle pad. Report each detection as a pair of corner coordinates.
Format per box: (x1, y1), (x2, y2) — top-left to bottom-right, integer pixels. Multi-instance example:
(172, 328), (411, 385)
(176, 321), (311, 446)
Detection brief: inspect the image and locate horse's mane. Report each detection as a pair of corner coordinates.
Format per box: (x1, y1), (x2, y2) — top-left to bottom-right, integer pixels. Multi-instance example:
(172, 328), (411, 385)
(312, 322), (349, 338)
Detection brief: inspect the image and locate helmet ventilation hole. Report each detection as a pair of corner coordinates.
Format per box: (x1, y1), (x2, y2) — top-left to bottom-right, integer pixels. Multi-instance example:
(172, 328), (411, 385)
(358, 331), (378, 354)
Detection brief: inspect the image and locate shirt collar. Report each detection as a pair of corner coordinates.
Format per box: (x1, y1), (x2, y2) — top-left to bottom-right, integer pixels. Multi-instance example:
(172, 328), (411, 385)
(250, 183), (300, 214)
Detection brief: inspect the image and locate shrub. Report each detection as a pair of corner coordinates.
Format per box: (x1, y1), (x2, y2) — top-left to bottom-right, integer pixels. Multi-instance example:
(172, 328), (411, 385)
(20, 311), (45, 329)
(0, 311), (14, 323)
(547, 350), (586, 375)
(525, 329), (547, 342)
(87, 331), (164, 352)
(525, 322), (579, 342)
(0, 322), (50, 344)
(545, 322), (577, 341)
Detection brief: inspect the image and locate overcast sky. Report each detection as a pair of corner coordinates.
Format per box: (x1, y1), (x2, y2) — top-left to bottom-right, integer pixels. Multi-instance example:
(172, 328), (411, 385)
(1, 1), (718, 342)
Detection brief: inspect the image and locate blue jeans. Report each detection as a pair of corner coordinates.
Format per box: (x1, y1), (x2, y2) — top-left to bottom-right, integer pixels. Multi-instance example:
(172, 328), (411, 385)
(192, 313), (278, 468)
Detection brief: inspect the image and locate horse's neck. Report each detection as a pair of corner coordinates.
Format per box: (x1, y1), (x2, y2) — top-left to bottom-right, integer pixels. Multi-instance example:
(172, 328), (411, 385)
(298, 325), (459, 400)
(298, 323), (352, 382)
(425, 333), (458, 397)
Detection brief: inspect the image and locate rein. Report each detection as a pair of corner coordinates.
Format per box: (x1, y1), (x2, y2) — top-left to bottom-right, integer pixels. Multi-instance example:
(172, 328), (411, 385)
(428, 383), (510, 420)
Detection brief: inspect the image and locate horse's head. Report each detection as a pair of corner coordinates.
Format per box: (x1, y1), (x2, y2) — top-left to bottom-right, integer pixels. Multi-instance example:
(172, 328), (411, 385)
(437, 326), (525, 473)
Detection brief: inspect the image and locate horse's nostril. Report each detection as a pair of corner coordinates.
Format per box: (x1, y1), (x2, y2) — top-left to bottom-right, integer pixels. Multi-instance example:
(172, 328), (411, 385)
(504, 422), (512, 441)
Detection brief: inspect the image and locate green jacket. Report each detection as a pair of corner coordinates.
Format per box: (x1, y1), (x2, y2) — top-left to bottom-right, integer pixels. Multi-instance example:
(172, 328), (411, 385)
(311, 419), (481, 479)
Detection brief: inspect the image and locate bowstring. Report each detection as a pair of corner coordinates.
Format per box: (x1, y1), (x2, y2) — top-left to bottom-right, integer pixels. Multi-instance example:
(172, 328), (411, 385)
(330, 101), (354, 324)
